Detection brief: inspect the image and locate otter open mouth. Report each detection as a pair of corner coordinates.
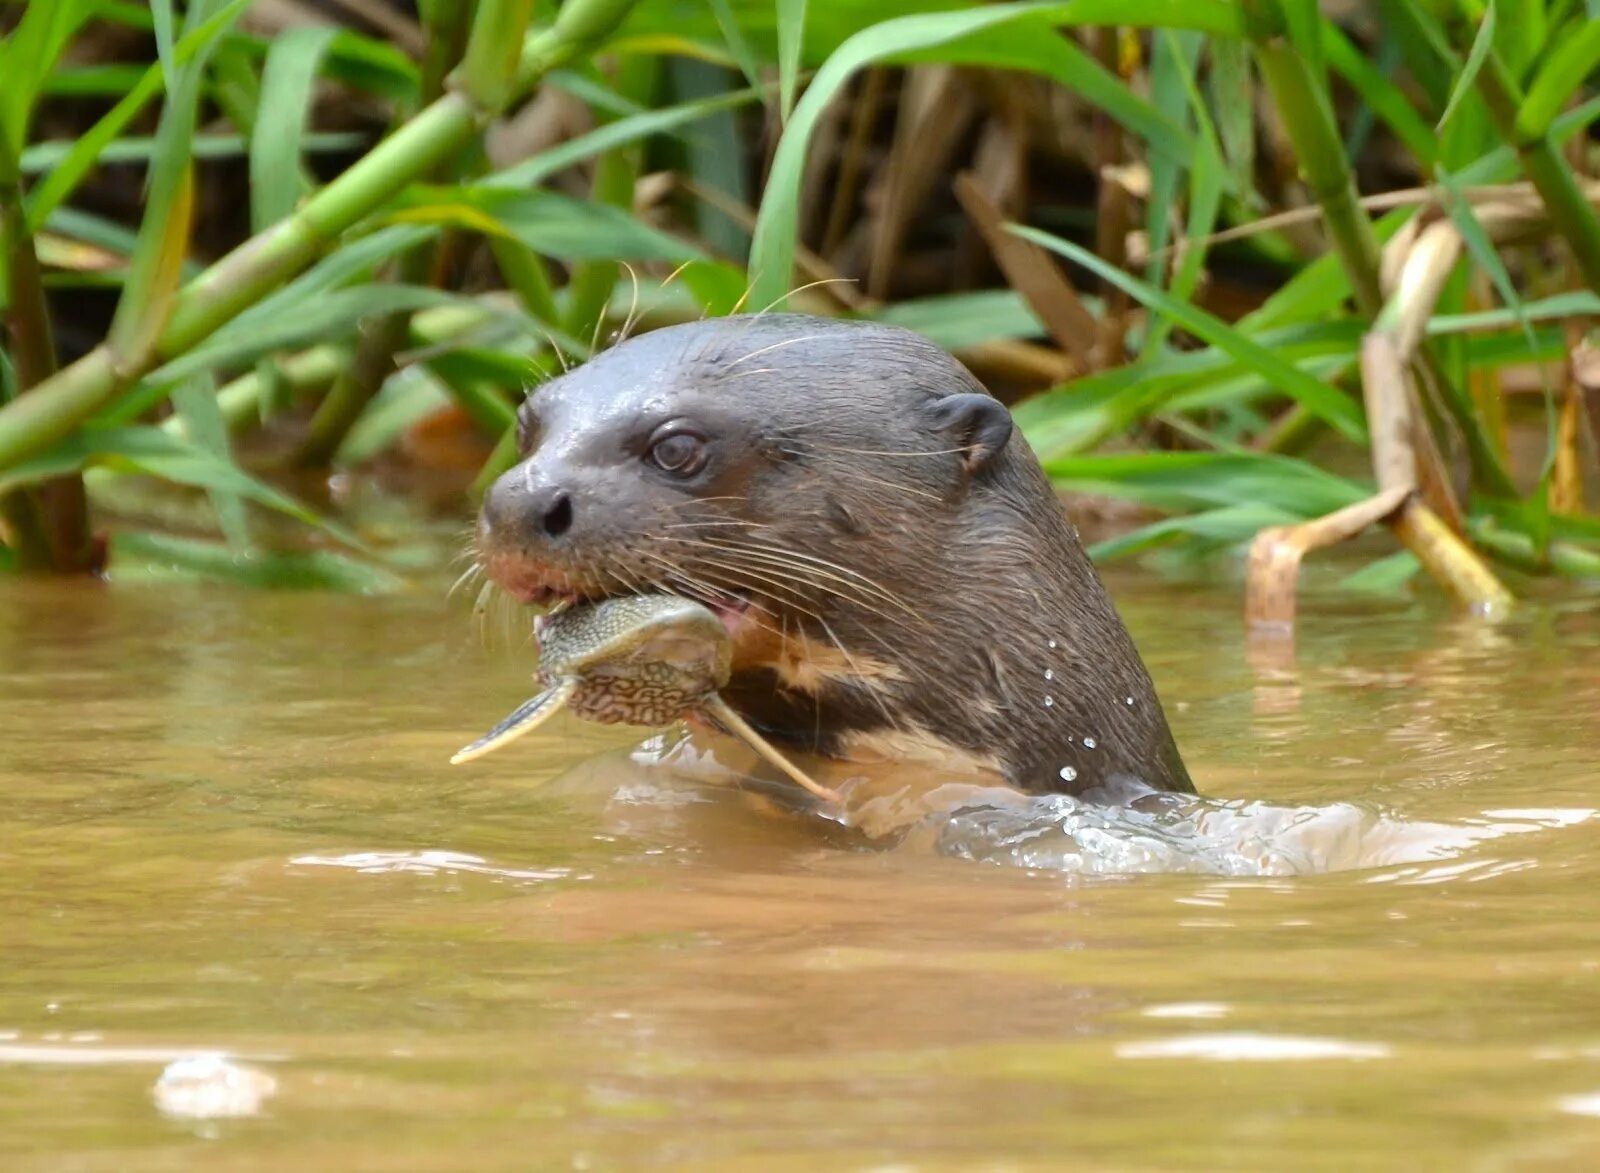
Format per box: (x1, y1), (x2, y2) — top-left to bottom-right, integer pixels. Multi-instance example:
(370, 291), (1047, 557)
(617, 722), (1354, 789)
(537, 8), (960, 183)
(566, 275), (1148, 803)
(490, 554), (756, 641)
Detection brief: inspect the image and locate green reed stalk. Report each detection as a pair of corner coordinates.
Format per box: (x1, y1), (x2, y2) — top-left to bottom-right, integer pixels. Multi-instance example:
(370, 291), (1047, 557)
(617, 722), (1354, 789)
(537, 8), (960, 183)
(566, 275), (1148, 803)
(0, 0), (642, 475)
(1468, 48), (1600, 297)
(291, 0), (481, 468)
(0, 124), (95, 570)
(1244, 2), (1383, 317)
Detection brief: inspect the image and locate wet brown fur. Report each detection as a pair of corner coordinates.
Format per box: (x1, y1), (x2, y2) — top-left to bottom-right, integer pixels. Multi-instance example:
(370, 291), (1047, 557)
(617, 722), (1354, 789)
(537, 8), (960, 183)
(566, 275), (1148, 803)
(476, 314), (1193, 797)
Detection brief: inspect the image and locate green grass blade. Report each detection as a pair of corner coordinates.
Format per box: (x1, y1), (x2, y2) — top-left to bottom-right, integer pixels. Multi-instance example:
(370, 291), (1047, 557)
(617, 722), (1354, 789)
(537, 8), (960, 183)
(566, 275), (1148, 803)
(707, 0), (765, 96)
(110, 531), (407, 593)
(0, 0), (97, 145)
(172, 375), (250, 551)
(777, 0), (808, 122)
(1517, 14), (1600, 140)
(1042, 450), (1366, 514)
(1014, 224), (1366, 439)
(24, 0), (255, 232)
(750, 0), (1246, 307)
(1322, 19), (1437, 164)
(1437, 0), (1495, 132)
(486, 86), (763, 190)
(251, 25), (339, 233)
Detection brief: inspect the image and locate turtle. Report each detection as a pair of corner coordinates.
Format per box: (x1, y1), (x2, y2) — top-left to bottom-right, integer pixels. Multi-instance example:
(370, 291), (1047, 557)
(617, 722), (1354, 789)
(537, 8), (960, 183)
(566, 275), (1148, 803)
(450, 593), (841, 803)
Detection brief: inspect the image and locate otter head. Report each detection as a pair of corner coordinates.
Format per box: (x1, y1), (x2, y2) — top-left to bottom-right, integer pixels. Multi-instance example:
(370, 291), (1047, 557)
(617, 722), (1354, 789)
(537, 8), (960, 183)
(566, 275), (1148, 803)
(477, 313), (1191, 797)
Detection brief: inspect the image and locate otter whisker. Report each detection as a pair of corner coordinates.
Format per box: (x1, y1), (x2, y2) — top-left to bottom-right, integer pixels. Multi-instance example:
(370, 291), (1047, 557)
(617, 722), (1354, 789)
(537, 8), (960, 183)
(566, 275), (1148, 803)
(743, 277), (861, 321)
(662, 494), (752, 511)
(804, 443), (970, 458)
(676, 546), (907, 627)
(645, 545), (827, 621)
(617, 262), (642, 346)
(719, 334), (828, 372)
(692, 536), (918, 615)
(658, 519), (772, 531)
(448, 562), (484, 602)
(636, 553), (808, 639)
(812, 612), (912, 737)
(793, 463), (947, 504)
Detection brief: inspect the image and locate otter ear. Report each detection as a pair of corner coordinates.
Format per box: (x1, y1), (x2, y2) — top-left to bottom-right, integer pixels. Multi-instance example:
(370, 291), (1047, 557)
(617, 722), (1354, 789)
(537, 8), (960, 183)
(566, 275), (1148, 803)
(925, 393), (1013, 475)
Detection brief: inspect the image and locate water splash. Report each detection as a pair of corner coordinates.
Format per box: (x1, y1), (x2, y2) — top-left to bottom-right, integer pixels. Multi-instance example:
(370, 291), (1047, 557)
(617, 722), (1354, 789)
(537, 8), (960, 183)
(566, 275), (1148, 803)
(904, 790), (1595, 877)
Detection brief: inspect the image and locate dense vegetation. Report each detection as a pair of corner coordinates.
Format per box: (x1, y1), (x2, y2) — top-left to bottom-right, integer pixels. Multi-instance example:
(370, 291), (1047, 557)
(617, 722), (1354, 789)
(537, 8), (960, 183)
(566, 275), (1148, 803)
(1, 0), (1598, 619)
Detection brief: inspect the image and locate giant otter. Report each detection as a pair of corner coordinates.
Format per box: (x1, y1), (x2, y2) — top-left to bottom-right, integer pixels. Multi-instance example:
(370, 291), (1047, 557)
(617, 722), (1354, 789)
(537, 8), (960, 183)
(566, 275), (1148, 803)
(474, 314), (1193, 798)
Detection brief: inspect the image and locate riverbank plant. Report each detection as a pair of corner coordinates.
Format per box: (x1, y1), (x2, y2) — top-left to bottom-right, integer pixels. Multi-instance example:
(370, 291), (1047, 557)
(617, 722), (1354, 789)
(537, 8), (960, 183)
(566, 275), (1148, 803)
(1, 0), (1597, 619)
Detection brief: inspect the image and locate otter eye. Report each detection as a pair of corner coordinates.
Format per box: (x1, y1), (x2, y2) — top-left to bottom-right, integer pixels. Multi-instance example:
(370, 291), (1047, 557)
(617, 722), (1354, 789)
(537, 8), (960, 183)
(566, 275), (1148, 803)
(647, 431), (705, 475)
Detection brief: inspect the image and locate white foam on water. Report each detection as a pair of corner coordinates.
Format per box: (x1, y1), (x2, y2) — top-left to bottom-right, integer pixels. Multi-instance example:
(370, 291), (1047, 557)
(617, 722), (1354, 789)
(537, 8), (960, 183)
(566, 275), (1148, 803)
(929, 792), (1597, 878)
(152, 1055), (277, 1120)
(1117, 1033), (1390, 1061)
(1142, 1002), (1230, 1020)
(1557, 1092), (1600, 1118)
(289, 850), (568, 881)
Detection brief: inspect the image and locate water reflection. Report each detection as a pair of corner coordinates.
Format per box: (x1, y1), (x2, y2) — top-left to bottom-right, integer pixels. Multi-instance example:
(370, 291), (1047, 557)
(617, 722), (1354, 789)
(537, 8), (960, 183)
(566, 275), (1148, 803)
(4, 573), (1600, 1167)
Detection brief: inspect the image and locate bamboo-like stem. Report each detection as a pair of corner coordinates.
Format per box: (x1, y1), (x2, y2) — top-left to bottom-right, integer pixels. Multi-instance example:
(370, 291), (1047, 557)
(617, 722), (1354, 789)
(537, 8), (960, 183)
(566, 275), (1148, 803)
(1462, 22), (1600, 295)
(289, 0), (479, 469)
(0, 132), (93, 571)
(1091, 25), (1134, 367)
(1246, 11), (1383, 317)
(1393, 498), (1514, 614)
(294, 311), (413, 468)
(1470, 520), (1600, 581)
(1245, 1), (1506, 507)
(0, 0), (642, 475)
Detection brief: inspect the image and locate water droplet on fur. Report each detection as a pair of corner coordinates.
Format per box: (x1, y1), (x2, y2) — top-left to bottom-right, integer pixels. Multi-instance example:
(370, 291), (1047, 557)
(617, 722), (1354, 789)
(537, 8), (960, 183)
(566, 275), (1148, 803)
(1125, 696), (1135, 706)
(1048, 639), (1058, 649)
(1044, 669), (1055, 681)
(1083, 737), (1097, 749)
(1044, 696), (1054, 707)
(1058, 766), (1078, 783)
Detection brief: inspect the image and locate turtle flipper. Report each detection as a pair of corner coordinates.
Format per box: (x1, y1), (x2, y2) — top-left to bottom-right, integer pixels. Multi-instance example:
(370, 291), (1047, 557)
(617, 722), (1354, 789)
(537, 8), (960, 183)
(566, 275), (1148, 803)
(450, 678), (578, 765)
(702, 695), (842, 804)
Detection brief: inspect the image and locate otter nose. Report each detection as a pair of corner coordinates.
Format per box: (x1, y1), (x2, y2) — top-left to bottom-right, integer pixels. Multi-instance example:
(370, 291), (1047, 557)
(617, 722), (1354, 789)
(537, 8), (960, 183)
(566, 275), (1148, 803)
(483, 466), (575, 544)
(534, 488), (572, 538)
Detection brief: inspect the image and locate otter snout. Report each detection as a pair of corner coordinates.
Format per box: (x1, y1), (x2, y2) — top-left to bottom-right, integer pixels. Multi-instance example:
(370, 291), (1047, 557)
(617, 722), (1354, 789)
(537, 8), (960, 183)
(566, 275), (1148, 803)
(477, 462), (589, 603)
(483, 466), (574, 544)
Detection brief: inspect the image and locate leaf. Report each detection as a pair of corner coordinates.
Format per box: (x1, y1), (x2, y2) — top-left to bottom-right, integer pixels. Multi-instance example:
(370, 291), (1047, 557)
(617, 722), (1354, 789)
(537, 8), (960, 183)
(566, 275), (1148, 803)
(1322, 19), (1437, 165)
(1207, 36), (1256, 204)
(110, 531), (407, 593)
(1087, 502), (1302, 562)
(873, 289), (1050, 349)
(749, 0), (1246, 307)
(707, 0), (766, 97)
(487, 86), (763, 191)
(777, 0), (808, 121)
(0, 424), (342, 550)
(1517, 13), (1600, 139)
(1338, 549), (1422, 595)
(21, 131), (366, 174)
(172, 375), (250, 552)
(106, 0), (242, 367)
(1142, 29), (1201, 291)
(1042, 450), (1367, 516)
(1144, 29), (1220, 354)
(152, 284), (476, 386)
(336, 366), (451, 465)
(0, 0), (97, 154)
(1437, 0), (1495, 133)
(1013, 225), (1367, 439)
(398, 189), (704, 263)
(251, 25), (339, 232)
(22, 0), (255, 231)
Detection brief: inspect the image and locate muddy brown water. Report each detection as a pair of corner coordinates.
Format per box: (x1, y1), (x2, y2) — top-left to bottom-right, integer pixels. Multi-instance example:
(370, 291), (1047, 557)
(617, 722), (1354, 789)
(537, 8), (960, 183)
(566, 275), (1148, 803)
(3, 569), (1600, 1169)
